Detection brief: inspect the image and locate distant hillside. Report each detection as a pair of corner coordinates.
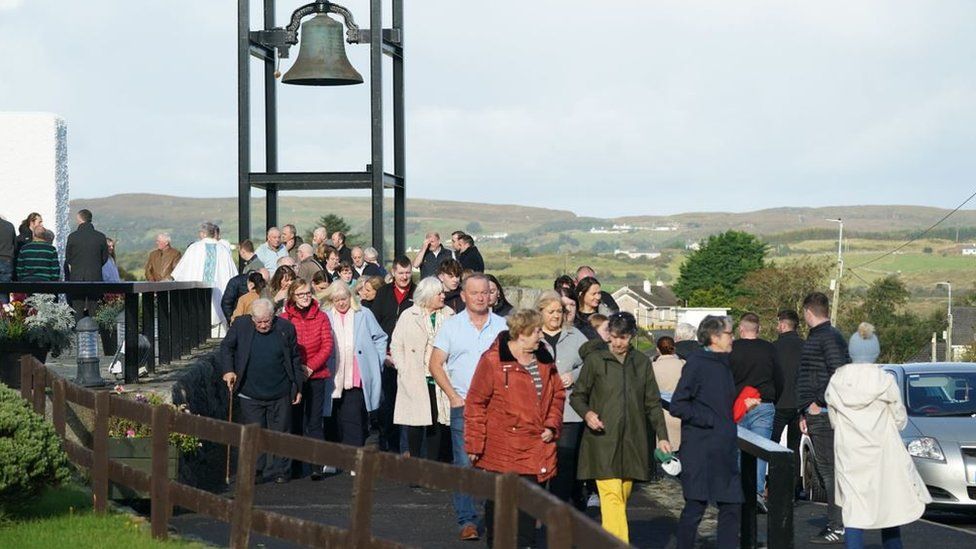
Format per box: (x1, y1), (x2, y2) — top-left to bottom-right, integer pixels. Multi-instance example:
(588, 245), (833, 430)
(70, 194), (976, 260)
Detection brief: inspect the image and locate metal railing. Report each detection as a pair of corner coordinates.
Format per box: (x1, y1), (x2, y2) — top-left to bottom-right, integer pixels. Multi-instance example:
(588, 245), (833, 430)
(0, 281), (212, 382)
(17, 357), (627, 549)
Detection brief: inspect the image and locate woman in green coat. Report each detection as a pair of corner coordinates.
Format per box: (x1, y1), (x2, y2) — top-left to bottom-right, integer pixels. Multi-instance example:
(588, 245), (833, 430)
(570, 312), (671, 543)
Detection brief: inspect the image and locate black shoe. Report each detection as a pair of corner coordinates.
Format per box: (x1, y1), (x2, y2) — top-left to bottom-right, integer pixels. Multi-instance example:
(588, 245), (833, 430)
(310, 471), (323, 481)
(809, 527), (844, 544)
(274, 475), (289, 484)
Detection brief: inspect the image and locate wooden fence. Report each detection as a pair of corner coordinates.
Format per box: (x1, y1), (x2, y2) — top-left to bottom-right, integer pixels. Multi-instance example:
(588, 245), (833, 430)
(18, 357), (626, 549)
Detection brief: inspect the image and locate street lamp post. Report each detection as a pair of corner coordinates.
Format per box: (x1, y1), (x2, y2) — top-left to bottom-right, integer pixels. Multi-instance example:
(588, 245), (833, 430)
(826, 218), (844, 325)
(937, 281), (952, 361)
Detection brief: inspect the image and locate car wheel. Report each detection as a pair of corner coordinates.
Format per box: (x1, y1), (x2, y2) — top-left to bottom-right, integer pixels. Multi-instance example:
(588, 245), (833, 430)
(802, 447), (828, 503)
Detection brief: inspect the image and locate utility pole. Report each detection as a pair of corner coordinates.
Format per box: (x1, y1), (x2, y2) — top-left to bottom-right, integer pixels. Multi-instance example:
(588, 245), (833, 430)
(826, 218), (844, 325)
(937, 281), (953, 362)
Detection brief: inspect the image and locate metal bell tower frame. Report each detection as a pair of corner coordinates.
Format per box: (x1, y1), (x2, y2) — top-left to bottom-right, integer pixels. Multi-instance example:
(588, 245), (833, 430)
(237, 0), (406, 261)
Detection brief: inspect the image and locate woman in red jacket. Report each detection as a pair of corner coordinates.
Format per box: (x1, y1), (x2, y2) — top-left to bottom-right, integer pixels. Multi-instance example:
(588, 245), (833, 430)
(465, 309), (565, 548)
(280, 280), (333, 479)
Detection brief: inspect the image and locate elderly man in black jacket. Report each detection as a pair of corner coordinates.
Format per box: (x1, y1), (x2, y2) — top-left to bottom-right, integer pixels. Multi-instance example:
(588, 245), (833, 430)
(772, 309), (805, 500)
(796, 292), (850, 544)
(221, 298), (303, 484)
(65, 209), (109, 317)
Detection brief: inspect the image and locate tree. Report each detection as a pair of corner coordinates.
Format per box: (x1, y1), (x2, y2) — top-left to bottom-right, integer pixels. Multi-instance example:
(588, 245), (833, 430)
(673, 231), (768, 303)
(736, 258), (831, 339)
(465, 221), (483, 234)
(510, 244), (532, 258)
(305, 214), (362, 247)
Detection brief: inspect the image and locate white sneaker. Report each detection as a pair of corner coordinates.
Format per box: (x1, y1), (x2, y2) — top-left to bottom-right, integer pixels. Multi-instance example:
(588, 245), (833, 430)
(586, 494), (600, 508)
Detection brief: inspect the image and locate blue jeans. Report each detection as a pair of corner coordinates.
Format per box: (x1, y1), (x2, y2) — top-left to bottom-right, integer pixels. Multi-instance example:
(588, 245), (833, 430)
(739, 402), (775, 495)
(845, 526), (902, 549)
(450, 406), (480, 530)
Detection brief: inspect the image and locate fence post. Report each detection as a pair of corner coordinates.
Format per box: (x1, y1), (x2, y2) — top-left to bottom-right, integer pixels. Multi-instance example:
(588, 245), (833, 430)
(348, 447), (381, 548)
(92, 391), (110, 514)
(740, 451), (758, 549)
(150, 404), (173, 540)
(544, 505), (573, 549)
(20, 355), (32, 399)
(229, 424), (260, 549)
(766, 451), (795, 549)
(31, 365), (46, 415)
(493, 473), (519, 549)
(52, 378), (66, 439)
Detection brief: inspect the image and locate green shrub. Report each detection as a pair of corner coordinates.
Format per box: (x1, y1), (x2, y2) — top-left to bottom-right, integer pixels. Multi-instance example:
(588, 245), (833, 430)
(0, 383), (71, 513)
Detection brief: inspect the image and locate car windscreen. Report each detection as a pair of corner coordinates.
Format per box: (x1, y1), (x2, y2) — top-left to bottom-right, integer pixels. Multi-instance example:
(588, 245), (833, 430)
(904, 372), (976, 417)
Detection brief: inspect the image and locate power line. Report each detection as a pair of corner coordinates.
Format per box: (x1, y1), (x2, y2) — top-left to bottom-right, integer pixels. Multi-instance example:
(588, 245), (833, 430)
(849, 188), (976, 270)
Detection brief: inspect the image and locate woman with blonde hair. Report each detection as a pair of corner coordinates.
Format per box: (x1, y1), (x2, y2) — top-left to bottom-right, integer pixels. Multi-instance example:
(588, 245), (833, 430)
(390, 277), (454, 460)
(322, 282), (387, 448)
(536, 290), (589, 509)
(849, 322), (880, 363)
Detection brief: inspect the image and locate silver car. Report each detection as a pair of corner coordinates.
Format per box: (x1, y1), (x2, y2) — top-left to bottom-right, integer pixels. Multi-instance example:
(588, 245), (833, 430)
(800, 363), (976, 509)
(883, 363), (976, 509)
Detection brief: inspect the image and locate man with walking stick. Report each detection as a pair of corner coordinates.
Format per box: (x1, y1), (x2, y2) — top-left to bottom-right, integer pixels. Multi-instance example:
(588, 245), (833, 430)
(221, 298), (304, 484)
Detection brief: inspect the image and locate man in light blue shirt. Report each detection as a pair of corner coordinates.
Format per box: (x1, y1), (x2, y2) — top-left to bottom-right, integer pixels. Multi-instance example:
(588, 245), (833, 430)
(430, 274), (505, 541)
(255, 227), (288, 276)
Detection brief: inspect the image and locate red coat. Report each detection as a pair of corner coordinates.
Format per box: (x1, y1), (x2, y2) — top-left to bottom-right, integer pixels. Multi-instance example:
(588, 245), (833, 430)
(464, 332), (565, 482)
(280, 303), (333, 379)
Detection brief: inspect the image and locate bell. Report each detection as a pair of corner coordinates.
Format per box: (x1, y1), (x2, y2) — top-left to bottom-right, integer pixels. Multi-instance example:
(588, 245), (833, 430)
(282, 14), (364, 86)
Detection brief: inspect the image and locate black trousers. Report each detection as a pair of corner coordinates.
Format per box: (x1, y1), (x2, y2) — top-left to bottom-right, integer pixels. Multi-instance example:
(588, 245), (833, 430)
(335, 387), (369, 447)
(240, 394), (292, 479)
(548, 422), (585, 510)
(486, 476), (540, 548)
(677, 499), (741, 549)
(290, 378), (327, 476)
(404, 383), (450, 461)
(378, 365), (400, 452)
(771, 407), (802, 495)
(806, 412), (841, 530)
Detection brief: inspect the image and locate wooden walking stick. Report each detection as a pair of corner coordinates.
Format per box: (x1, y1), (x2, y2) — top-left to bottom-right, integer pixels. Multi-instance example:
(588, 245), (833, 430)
(225, 383), (233, 485)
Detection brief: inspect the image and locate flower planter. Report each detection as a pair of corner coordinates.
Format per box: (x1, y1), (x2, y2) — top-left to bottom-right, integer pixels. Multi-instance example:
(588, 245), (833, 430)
(99, 326), (118, 356)
(108, 437), (178, 500)
(0, 343), (49, 389)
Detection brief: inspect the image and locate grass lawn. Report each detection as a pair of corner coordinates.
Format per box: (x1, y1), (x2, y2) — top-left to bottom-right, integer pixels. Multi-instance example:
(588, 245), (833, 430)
(0, 484), (208, 549)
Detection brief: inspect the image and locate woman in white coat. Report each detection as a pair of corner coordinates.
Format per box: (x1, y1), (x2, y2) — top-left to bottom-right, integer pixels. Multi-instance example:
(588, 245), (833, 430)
(825, 363), (931, 549)
(390, 277), (454, 460)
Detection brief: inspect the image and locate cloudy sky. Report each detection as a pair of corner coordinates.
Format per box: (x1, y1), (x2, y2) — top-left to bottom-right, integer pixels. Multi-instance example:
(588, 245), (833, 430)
(2, 0), (975, 217)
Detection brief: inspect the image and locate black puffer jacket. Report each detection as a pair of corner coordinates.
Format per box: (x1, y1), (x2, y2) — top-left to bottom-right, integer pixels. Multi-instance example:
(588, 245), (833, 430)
(795, 322), (850, 412)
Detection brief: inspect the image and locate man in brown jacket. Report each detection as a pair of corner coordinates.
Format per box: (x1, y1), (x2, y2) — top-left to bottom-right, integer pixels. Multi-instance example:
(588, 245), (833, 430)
(144, 233), (182, 281)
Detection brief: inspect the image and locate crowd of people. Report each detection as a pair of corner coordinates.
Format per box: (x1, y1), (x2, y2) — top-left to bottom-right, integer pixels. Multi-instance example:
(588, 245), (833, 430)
(0, 210), (931, 548)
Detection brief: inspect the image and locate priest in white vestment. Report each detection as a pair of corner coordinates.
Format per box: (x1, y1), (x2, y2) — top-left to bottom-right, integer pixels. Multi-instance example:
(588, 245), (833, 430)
(171, 222), (238, 335)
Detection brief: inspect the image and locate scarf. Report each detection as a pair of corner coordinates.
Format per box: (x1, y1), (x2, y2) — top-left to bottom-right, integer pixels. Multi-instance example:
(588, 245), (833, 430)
(332, 310), (361, 394)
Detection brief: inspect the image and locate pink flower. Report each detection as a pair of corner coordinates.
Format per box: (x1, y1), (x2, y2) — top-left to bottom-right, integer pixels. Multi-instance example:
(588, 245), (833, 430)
(125, 429), (136, 437)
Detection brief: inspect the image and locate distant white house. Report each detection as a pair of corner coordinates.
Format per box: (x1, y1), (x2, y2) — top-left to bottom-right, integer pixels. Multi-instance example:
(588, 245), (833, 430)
(611, 281), (679, 328)
(613, 249), (661, 260)
(962, 247), (976, 256)
(685, 242), (701, 251)
(675, 307), (730, 330)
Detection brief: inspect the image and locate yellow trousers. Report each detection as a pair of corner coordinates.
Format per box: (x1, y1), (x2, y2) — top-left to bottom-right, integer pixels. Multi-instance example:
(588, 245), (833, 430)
(596, 478), (633, 543)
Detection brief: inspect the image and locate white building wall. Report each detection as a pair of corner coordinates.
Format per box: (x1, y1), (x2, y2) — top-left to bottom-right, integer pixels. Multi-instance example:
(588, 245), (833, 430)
(0, 113), (70, 265)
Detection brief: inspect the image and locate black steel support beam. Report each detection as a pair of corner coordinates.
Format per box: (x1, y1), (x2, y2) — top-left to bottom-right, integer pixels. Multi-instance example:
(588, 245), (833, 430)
(238, 0), (251, 250)
(157, 291), (171, 365)
(142, 292), (156, 373)
(369, 0), (384, 258)
(124, 294), (139, 384)
(392, 0), (405, 259)
(264, 0), (279, 231)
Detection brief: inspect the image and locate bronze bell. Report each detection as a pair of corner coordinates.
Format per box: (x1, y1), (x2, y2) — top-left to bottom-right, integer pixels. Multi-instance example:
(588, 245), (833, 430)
(282, 14), (363, 86)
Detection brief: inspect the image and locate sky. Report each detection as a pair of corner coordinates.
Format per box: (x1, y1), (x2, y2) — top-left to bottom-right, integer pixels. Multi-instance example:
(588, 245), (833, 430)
(2, 0), (976, 217)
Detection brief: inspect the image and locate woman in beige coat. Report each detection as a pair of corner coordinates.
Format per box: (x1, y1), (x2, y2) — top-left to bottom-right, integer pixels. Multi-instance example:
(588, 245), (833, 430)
(652, 336), (685, 451)
(826, 363), (931, 549)
(391, 276), (455, 460)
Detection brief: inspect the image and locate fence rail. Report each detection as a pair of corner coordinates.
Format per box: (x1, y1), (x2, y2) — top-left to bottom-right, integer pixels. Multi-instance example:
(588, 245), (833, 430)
(18, 356), (626, 549)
